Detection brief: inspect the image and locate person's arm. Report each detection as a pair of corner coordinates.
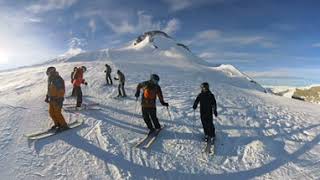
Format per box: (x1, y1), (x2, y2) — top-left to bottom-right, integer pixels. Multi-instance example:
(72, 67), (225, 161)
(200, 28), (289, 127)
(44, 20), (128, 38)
(157, 86), (168, 106)
(211, 94), (218, 117)
(193, 94), (200, 110)
(135, 83), (143, 98)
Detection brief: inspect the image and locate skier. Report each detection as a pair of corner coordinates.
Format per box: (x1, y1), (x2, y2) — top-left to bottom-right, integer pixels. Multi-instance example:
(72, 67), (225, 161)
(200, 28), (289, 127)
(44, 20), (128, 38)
(70, 67), (77, 97)
(135, 74), (169, 135)
(45, 67), (69, 131)
(114, 70), (127, 97)
(193, 82), (218, 142)
(73, 66), (88, 107)
(104, 64), (113, 85)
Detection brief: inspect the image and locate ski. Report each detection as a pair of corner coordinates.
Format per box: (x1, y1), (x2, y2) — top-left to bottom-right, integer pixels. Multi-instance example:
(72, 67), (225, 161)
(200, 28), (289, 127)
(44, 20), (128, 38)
(63, 104), (101, 111)
(134, 133), (155, 148)
(143, 126), (165, 149)
(63, 103), (99, 107)
(25, 119), (84, 140)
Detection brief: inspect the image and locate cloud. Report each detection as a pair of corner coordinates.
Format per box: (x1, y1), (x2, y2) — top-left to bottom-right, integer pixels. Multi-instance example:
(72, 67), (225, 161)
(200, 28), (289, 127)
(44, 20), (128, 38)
(199, 51), (256, 63)
(27, 0), (78, 13)
(77, 10), (180, 35)
(88, 19), (96, 33)
(312, 43), (320, 48)
(162, 18), (181, 35)
(186, 29), (275, 48)
(163, 0), (225, 11)
(60, 37), (86, 57)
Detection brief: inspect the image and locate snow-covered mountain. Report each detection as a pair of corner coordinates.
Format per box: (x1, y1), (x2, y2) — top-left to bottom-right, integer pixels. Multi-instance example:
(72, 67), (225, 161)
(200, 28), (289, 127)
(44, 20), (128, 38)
(268, 85), (320, 104)
(0, 31), (320, 180)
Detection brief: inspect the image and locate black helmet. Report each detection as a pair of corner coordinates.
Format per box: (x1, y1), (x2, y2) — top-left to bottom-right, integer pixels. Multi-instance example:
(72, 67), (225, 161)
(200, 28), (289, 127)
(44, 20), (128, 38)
(105, 64), (109, 67)
(150, 74), (160, 83)
(46, 66), (56, 75)
(82, 66), (87, 72)
(201, 82), (209, 90)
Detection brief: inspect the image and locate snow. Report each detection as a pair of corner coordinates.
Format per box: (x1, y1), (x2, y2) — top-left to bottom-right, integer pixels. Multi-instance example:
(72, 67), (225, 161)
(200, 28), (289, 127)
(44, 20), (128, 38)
(0, 34), (320, 180)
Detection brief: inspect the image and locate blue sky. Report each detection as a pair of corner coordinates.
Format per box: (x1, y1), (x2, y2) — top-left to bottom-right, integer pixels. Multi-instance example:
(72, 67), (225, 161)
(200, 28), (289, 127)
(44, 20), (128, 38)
(0, 0), (320, 86)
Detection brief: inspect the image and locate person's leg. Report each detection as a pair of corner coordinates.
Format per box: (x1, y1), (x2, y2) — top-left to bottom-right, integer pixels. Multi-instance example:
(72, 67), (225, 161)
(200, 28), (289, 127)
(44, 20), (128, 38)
(121, 82), (126, 97)
(108, 75), (113, 85)
(76, 86), (83, 107)
(200, 115), (209, 137)
(118, 84), (122, 96)
(52, 103), (68, 128)
(142, 107), (154, 130)
(49, 102), (59, 127)
(149, 108), (161, 129)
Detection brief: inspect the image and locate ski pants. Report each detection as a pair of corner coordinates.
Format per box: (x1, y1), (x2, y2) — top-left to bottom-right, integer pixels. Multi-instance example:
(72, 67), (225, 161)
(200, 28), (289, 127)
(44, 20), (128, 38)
(200, 115), (215, 138)
(118, 82), (126, 97)
(106, 74), (113, 85)
(71, 85), (76, 97)
(142, 107), (161, 130)
(49, 102), (67, 127)
(74, 86), (82, 107)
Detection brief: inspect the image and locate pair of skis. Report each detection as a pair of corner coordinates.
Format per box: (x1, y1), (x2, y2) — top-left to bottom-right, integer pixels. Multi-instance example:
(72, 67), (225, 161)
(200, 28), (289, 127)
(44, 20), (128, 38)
(134, 126), (165, 149)
(63, 103), (100, 111)
(24, 119), (84, 140)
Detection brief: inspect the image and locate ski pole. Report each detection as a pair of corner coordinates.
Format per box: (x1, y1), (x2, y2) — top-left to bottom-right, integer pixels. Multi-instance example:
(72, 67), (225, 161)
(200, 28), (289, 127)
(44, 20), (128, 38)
(192, 110), (196, 139)
(166, 107), (177, 142)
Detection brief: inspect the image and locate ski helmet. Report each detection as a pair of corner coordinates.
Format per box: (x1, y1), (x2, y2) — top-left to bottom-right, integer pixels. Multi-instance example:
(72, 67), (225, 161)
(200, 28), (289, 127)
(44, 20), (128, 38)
(82, 66), (87, 72)
(46, 66), (56, 75)
(150, 74), (160, 83)
(201, 82), (209, 90)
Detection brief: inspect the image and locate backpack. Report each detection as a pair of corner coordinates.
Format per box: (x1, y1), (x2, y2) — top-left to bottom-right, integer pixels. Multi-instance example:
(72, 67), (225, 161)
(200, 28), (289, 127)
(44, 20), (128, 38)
(143, 83), (157, 100)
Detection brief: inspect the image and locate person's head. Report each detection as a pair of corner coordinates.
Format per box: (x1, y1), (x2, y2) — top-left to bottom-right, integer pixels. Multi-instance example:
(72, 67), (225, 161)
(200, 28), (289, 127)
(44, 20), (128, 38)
(73, 67), (77, 71)
(105, 64), (108, 67)
(150, 74), (160, 84)
(81, 66), (87, 72)
(117, 70), (121, 74)
(46, 66), (56, 76)
(200, 82), (209, 92)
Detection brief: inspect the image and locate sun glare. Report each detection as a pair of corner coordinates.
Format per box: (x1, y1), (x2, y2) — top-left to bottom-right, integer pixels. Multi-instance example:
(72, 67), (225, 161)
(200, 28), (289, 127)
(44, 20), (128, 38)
(0, 51), (9, 64)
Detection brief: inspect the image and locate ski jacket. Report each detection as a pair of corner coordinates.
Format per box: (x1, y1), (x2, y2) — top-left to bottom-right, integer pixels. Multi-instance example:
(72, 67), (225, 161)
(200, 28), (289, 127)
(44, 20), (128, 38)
(115, 71), (125, 83)
(72, 68), (85, 87)
(47, 73), (65, 100)
(193, 90), (217, 118)
(135, 80), (165, 108)
(105, 66), (112, 74)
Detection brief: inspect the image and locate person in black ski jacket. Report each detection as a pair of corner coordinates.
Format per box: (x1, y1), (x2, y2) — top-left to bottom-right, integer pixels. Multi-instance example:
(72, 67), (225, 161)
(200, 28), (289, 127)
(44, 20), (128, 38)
(135, 74), (169, 135)
(114, 70), (126, 97)
(104, 64), (112, 85)
(193, 82), (218, 142)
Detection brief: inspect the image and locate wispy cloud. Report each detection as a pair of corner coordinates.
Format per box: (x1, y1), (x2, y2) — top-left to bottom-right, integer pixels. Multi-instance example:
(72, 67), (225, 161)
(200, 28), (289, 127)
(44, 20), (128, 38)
(77, 10), (180, 35)
(27, 0), (78, 13)
(186, 29), (275, 48)
(162, 18), (181, 35)
(163, 0), (225, 12)
(88, 19), (97, 33)
(312, 43), (320, 48)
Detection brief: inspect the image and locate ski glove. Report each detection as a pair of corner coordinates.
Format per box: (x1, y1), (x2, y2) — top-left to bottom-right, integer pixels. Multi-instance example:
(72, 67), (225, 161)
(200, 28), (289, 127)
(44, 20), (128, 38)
(214, 110), (218, 117)
(45, 95), (49, 103)
(162, 102), (169, 107)
(192, 105), (197, 110)
(135, 92), (140, 98)
(84, 82), (88, 86)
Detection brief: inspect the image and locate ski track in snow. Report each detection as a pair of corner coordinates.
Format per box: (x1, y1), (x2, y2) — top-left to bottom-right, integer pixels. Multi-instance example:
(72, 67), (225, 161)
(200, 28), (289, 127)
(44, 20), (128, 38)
(0, 47), (320, 179)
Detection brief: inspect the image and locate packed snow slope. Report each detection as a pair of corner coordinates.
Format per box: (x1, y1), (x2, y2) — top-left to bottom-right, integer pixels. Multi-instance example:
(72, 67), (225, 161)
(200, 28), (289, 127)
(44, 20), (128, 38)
(1, 32), (320, 180)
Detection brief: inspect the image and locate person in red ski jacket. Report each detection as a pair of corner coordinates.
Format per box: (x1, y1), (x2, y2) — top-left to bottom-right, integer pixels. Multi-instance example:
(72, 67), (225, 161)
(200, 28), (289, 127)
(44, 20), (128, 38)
(72, 66), (88, 107)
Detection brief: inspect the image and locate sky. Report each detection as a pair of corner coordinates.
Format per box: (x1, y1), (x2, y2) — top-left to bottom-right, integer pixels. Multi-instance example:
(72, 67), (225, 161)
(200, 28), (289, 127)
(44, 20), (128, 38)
(0, 0), (320, 86)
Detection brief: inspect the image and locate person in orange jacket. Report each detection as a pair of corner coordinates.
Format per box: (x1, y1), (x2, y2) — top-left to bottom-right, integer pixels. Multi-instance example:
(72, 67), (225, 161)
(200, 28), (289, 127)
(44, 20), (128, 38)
(72, 66), (88, 107)
(135, 74), (169, 135)
(45, 67), (69, 131)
